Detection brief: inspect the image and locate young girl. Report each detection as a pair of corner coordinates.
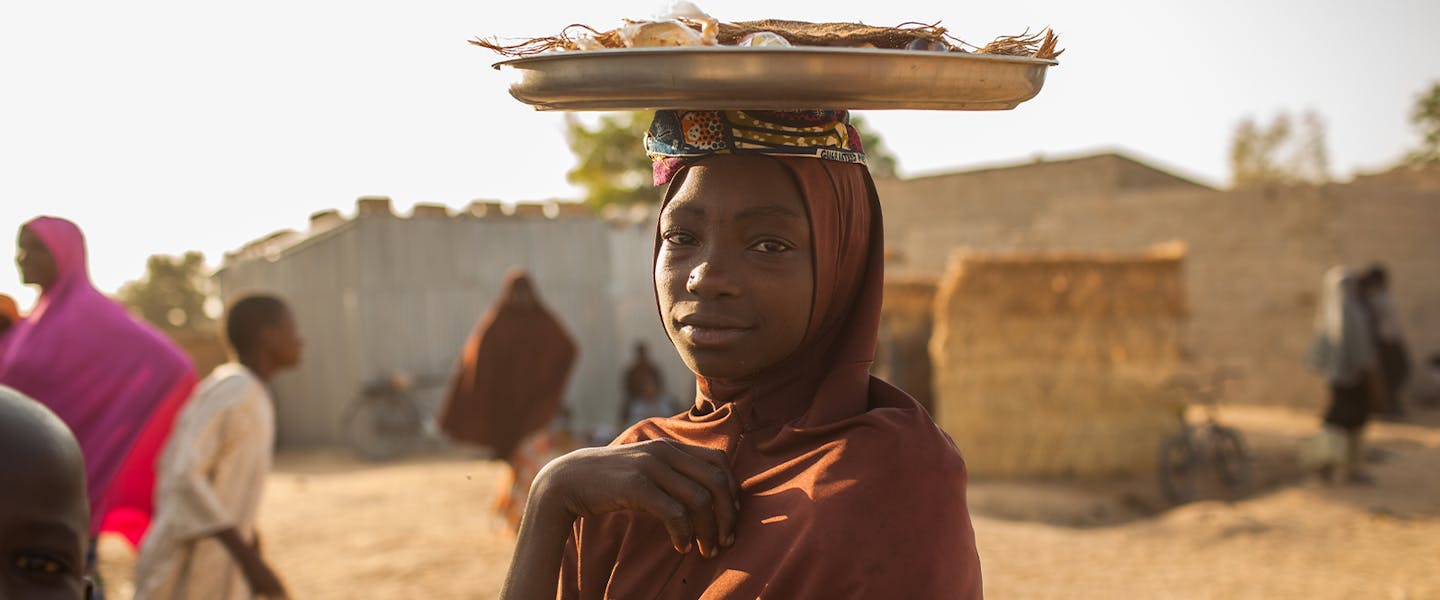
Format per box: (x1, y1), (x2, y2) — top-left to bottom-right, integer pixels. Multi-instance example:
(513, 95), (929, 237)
(502, 110), (982, 598)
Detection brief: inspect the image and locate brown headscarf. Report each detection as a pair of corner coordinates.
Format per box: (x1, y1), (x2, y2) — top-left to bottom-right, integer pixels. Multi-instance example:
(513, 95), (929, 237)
(438, 268), (577, 460)
(559, 158), (982, 598)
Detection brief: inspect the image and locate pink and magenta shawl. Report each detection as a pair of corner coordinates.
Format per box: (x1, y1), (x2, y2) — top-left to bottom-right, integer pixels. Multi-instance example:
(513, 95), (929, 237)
(0, 217), (196, 545)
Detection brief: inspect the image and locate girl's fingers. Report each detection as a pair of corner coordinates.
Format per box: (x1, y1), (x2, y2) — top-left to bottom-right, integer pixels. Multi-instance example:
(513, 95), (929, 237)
(628, 480), (695, 553)
(558, 439), (742, 556)
(656, 445), (738, 549)
(648, 464), (722, 557)
(665, 440), (741, 500)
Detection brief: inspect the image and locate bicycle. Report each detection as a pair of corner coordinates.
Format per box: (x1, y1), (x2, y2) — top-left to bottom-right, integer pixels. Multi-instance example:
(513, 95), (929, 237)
(341, 371), (447, 461)
(1156, 367), (1253, 504)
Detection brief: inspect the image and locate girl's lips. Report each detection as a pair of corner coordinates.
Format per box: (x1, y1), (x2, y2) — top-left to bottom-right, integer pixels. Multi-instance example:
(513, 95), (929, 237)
(679, 324), (751, 347)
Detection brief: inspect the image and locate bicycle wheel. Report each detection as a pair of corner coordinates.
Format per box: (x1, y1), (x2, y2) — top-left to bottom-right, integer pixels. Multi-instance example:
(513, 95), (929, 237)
(1157, 433), (1197, 505)
(342, 393), (422, 461)
(1207, 426), (1252, 491)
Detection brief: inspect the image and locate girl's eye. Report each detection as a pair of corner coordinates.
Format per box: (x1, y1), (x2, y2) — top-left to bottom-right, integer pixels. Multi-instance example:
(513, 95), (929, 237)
(663, 231), (697, 246)
(750, 239), (792, 254)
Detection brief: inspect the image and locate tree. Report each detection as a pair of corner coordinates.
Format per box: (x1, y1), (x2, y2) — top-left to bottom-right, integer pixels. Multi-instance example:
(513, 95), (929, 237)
(848, 113), (898, 179)
(565, 111), (659, 209)
(117, 252), (216, 331)
(564, 111), (901, 209)
(1405, 82), (1440, 165)
(1229, 109), (1330, 188)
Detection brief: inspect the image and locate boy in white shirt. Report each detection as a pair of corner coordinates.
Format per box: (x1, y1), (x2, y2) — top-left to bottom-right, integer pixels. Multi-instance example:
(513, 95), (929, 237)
(134, 295), (302, 600)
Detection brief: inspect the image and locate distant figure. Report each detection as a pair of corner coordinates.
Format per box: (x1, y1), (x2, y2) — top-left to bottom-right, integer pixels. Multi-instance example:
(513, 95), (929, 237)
(1359, 264), (1411, 418)
(135, 294), (303, 599)
(438, 269), (578, 529)
(494, 410), (579, 533)
(0, 385), (93, 600)
(0, 293), (18, 339)
(0, 293), (18, 376)
(620, 341), (683, 427)
(1303, 267), (1380, 484)
(0, 217), (197, 553)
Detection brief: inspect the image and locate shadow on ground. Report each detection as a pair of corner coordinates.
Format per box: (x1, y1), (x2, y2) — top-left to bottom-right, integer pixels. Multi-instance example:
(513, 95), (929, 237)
(966, 405), (1440, 528)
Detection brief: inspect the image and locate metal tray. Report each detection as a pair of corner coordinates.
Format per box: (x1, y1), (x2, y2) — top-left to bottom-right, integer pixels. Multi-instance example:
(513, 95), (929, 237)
(492, 47), (1056, 111)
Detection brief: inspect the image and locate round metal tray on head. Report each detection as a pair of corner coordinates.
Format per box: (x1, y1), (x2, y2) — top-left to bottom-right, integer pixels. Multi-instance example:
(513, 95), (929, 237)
(492, 46), (1056, 111)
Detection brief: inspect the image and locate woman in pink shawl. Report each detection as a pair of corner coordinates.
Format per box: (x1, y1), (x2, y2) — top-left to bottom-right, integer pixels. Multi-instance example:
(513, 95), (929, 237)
(0, 216), (196, 550)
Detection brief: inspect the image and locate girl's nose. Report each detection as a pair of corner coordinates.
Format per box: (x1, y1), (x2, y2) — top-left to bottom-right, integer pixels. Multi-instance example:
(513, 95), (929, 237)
(686, 260), (740, 299)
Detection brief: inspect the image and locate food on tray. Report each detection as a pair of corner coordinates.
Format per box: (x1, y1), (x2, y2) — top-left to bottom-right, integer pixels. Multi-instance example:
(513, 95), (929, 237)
(617, 17), (718, 48)
(736, 31), (791, 48)
(471, 4), (1062, 60)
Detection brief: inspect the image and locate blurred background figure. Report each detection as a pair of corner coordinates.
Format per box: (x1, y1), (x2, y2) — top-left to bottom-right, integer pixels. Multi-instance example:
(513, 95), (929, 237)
(619, 341), (683, 428)
(437, 268), (578, 532)
(135, 294), (302, 600)
(0, 293), (18, 340)
(1302, 266), (1380, 484)
(0, 216), (197, 587)
(495, 409), (579, 534)
(1359, 264), (1411, 419)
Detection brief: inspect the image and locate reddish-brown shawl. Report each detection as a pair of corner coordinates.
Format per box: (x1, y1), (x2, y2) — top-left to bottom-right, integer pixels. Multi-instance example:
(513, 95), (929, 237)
(439, 269), (577, 459)
(559, 158), (982, 598)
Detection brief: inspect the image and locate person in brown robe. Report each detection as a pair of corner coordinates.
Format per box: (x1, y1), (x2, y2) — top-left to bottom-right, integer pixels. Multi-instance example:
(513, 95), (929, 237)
(500, 110), (982, 598)
(439, 269), (578, 461)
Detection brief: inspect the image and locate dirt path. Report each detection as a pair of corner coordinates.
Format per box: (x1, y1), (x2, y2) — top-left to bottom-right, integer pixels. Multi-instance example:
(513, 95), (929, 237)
(100, 406), (1440, 599)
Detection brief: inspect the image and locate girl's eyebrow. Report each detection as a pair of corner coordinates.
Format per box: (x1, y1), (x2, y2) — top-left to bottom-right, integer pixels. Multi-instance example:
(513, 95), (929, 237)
(735, 205), (804, 221)
(664, 203), (706, 220)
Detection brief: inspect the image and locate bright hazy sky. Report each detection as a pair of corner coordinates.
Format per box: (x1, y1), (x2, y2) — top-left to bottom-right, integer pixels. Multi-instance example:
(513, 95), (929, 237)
(2, 0), (1437, 309)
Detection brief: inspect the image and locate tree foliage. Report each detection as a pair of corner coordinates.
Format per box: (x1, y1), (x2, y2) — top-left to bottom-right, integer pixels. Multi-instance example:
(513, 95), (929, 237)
(564, 111), (901, 209)
(117, 252), (216, 331)
(565, 112), (659, 209)
(1229, 110), (1330, 188)
(1405, 82), (1440, 165)
(849, 113), (898, 179)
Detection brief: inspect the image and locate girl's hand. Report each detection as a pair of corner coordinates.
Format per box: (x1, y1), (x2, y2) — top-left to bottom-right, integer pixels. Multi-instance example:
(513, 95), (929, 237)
(532, 438), (740, 558)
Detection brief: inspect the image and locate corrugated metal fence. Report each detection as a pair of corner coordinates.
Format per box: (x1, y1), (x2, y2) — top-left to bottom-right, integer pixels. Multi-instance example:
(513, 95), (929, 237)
(217, 203), (693, 448)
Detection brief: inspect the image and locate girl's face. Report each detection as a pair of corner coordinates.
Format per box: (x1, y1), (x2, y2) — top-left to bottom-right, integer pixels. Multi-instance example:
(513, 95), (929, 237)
(656, 156), (814, 381)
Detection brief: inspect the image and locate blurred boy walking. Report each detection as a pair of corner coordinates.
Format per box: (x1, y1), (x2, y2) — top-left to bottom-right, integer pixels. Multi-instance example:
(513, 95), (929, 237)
(134, 295), (303, 599)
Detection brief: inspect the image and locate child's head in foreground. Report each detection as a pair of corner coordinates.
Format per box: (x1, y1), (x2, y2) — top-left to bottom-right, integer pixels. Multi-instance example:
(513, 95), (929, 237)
(0, 386), (90, 600)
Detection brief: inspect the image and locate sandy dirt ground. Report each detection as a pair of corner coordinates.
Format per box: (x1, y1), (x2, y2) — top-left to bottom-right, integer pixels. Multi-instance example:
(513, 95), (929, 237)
(99, 405), (1440, 599)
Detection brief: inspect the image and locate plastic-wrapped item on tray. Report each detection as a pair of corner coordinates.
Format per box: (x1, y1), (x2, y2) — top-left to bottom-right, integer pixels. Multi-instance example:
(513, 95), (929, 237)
(618, 20), (713, 48)
(573, 35), (607, 51)
(655, 1), (712, 21)
(905, 38), (948, 52)
(736, 32), (791, 47)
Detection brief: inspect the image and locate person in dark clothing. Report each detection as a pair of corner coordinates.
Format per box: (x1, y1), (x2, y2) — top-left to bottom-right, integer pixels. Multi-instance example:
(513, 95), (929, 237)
(619, 341), (682, 427)
(1359, 264), (1411, 419)
(1304, 267), (1381, 484)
